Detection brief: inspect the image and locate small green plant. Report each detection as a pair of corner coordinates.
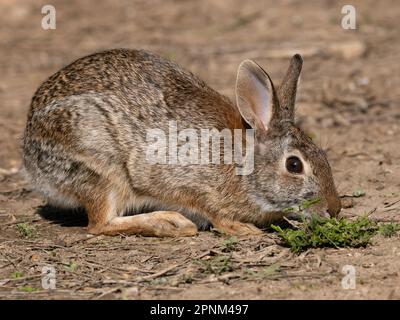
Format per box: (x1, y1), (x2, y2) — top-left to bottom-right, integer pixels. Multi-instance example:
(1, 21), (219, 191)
(244, 268), (257, 277)
(20, 286), (40, 293)
(271, 215), (381, 253)
(11, 271), (23, 279)
(299, 198), (321, 211)
(220, 236), (239, 252)
(282, 198), (321, 214)
(16, 223), (37, 238)
(263, 264), (281, 277)
(65, 262), (79, 272)
(195, 256), (233, 275)
(379, 222), (400, 237)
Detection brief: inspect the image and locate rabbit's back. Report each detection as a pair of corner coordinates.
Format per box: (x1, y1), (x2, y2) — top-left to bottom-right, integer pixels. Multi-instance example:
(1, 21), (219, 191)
(30, 49), (229, 118)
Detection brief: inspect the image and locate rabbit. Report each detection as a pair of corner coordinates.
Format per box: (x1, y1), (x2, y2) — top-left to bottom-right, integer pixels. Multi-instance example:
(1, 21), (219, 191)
(22, 49), (341, 237)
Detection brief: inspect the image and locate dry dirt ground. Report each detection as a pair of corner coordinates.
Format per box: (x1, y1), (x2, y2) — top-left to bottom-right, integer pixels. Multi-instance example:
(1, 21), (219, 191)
(0, 0), (399, 299)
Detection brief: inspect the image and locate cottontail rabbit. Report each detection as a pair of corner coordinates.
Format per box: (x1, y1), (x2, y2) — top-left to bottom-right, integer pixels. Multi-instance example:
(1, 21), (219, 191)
(22, 49), (341, 237)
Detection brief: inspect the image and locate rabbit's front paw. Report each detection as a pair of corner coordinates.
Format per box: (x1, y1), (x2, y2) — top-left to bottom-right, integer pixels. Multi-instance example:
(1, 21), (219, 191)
(144, 211), (198, 237)
(211, 218), (263, 236)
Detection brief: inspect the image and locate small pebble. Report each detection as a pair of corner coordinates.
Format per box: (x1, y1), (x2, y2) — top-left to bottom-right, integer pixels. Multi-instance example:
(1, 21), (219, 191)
(341, 198), (355, 208)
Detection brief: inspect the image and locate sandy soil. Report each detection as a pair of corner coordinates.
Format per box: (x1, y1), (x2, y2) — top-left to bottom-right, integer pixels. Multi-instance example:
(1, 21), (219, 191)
(0, 0), (399, 299)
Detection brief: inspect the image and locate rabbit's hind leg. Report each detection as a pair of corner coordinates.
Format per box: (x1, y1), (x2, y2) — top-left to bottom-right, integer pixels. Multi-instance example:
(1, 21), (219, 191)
(85, 189), (198, 237)
(24, 142), (197, 237)
(87, 198), (198, 237)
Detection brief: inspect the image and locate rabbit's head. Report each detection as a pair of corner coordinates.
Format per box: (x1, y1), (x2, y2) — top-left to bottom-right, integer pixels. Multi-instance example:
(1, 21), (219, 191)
(235, 54), (341, 219)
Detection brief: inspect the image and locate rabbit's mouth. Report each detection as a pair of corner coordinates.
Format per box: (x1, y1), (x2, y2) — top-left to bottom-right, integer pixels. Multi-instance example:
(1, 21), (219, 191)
(285, 209), (331, 221)
(282, 198), (333, 220)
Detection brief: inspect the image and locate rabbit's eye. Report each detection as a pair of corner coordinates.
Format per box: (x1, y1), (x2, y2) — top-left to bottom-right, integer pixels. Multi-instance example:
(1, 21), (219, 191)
(286, 156), (303, 174)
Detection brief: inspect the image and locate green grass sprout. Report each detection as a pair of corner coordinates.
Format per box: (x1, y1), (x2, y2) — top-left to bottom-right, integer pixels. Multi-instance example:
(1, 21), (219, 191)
(16, 223), (37, 238)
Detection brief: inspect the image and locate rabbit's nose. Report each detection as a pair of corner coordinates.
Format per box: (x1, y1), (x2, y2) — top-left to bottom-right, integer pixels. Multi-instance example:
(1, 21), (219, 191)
(327, 198), (342, 218)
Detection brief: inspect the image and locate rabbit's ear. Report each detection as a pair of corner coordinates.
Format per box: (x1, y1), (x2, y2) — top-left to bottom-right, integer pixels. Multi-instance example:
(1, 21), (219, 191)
(235, 60), (277, 131)
(278, 54), (303, 121)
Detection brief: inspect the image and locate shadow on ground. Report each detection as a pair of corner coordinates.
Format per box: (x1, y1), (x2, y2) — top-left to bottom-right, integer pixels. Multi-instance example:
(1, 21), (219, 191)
(37, 205), (88, 227)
